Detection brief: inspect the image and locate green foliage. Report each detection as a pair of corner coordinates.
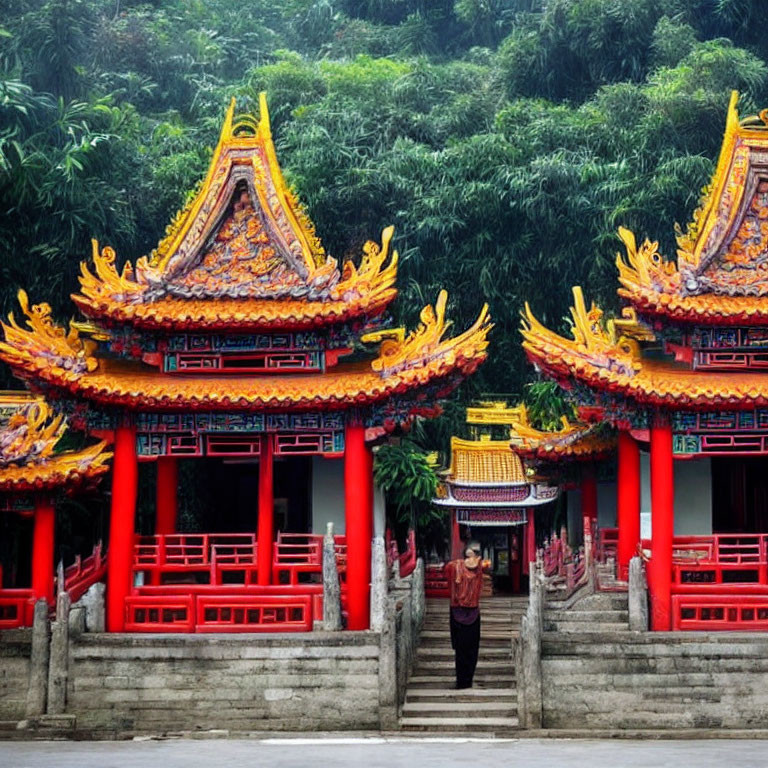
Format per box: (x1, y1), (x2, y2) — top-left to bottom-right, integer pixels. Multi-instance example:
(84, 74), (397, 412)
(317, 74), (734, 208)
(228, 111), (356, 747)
(524, 381), (576, 431)
(374, 440), (439, 524)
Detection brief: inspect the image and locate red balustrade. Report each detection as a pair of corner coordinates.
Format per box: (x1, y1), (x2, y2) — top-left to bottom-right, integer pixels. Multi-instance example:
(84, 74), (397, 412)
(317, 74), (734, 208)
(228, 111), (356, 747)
(398, 530), (417, 578)
(60, 544), (108, 603)
(125, 594), (195, 632)
(595, 527), (618, 563)
(672, 594), (768, 631)
(196, 595), (312, 633)
(637, 535), (768, 590)
(0, 589), (34, 629)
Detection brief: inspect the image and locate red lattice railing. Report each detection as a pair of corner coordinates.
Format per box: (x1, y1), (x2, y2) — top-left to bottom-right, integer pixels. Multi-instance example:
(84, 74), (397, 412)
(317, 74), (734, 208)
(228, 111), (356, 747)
(672, 594), (768, 631)
(0, 589), (34, 629)
(639, 534), (768, 590)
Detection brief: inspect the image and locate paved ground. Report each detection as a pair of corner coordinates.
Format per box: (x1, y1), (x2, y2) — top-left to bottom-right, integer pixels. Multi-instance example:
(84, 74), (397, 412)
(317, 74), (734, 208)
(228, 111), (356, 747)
(2, 737), (768, 768)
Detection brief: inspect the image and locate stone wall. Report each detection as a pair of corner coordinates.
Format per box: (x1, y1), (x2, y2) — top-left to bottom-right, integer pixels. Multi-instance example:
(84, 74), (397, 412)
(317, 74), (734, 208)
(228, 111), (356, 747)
(0, 629), (31, 721)
(66, 631), (382, 735)
(541, 632), (768, 730)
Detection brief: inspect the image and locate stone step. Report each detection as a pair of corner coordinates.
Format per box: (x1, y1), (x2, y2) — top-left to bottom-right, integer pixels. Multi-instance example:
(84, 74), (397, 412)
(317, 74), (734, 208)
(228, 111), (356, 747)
(399, 716), (519, 731)
(543, 621), (629, 633)
(407, 675), (515, 688)
(545, 609), (629, 622)
(405, 687), (516, 702)
(401, 701), (517, 716)
(414, 660), (513, 673)
(417, 646), (512, 657)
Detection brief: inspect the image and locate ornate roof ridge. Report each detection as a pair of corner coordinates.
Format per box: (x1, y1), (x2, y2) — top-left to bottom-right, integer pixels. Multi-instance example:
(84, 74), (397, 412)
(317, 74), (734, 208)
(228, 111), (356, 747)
(71, 93), (401, 325)
(617, 91), (768, 319)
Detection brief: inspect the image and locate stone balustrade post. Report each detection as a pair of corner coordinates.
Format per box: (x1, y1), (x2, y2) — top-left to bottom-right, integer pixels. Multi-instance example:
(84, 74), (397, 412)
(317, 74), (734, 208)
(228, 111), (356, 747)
(628, 555), (649, 632)
(323, 522), (342, 631)
(25, 599), (50, 718)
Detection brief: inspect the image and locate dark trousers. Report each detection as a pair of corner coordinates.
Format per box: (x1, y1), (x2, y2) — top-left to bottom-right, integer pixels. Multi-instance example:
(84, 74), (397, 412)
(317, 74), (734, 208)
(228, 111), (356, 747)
(449, 614), (480, 689)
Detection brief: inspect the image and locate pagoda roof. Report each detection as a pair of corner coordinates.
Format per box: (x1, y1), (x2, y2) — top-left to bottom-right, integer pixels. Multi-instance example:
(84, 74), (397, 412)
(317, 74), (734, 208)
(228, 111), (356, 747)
(447, 436), (526, 485)
(0, 290), (491, 412)
(0, 394), (110, 493)
(521, 287), (768, 409)
(509, 404), (615, 461)
(72, 94), (398, 331)
(617, 91), (768, 325)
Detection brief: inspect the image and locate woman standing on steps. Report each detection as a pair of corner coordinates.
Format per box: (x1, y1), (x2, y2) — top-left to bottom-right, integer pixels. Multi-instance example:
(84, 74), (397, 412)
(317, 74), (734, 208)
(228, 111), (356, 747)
(445, 546), (485, 690)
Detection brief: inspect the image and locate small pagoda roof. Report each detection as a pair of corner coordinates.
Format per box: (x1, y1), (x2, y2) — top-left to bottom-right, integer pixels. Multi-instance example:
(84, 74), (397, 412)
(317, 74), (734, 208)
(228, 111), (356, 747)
(617, 91), (768, 325)
(447, 436), (526, 485)
(0, 290), (491, 413)
(521, 287), (768, 409)
(509, 404), (615, 461)
(73, 94), (398, 332)
(0, 393), (110, 493)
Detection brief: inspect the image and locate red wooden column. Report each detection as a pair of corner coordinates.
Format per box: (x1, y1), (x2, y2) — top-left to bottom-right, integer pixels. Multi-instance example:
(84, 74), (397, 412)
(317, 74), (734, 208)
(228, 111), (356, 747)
(649, 419), (674, 631)
(617, 430), (641, 580)
(345, 421), (373, 631)
(31, 495), (55, 606)
(155, 457), (178, 535)
(106, 424), (138, 632)
(526, 508), (536, 569)
(257, 434), (274, 586)
(451, 513), (461, 560)
(581, 462), (598, 521)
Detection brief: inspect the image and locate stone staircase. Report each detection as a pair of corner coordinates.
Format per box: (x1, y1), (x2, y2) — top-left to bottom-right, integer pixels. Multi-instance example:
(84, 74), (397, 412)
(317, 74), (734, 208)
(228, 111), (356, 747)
(399, 596), (526, 733)
(543, 591), (629, 634)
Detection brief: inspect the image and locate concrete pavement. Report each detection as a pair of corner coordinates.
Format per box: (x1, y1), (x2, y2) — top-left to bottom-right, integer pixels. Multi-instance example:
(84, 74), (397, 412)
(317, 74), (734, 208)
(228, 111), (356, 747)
(2, 736), (768, 768)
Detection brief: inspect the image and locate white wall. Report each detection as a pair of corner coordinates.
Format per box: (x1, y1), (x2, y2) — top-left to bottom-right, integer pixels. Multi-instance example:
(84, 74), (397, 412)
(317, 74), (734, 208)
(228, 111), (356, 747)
(565, 481), (617, 545)
(311, 456), (345, 534)
(639, 452), (712, 537)
(310, 455), (386, 536)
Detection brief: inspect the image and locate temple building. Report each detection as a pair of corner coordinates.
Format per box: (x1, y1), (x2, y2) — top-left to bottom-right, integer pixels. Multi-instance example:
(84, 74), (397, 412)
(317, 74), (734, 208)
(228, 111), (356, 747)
(0, 94), (491, 633)
(0, 394), (110, 628)
(521, 91), (768, 631)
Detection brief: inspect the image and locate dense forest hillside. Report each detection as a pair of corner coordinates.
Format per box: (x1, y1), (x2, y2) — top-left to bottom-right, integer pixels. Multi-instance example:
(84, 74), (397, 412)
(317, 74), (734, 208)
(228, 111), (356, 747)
(2, 0), (768, 411)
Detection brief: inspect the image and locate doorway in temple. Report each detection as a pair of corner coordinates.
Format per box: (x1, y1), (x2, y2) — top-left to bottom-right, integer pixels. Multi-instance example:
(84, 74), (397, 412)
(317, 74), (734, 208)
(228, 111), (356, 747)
(711, 456), (768, 534)
(191, 456), (312, 533)
(464, 526), (525, 594)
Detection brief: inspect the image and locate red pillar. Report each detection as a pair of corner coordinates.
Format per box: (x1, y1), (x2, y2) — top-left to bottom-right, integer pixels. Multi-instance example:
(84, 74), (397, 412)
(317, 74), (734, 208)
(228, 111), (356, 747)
(581, 463), (598, 521)
(526, 508), (536, 569)
(31, 496), (55, 606)
(617, 430), (641, 580)
(649, 420), (674, 631)
(451, 513), (461, 560)
(155, 457), (178, 535)
(257, 434), (274, 586)
(345, 421), (373, 631)
(106, 424), (138, 632)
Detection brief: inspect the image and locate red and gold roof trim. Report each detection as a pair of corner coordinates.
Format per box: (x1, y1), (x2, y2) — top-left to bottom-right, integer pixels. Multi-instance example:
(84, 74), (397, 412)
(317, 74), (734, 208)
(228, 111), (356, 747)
(522, 287), (768, 408)
(0, 290), (491, 411)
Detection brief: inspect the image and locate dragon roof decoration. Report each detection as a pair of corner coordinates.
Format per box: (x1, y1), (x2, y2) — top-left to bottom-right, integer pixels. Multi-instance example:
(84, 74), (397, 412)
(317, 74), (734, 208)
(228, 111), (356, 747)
(0, 395), (110, 492)
(73, 94), (399, 330)
(509, 404), (615, 461)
